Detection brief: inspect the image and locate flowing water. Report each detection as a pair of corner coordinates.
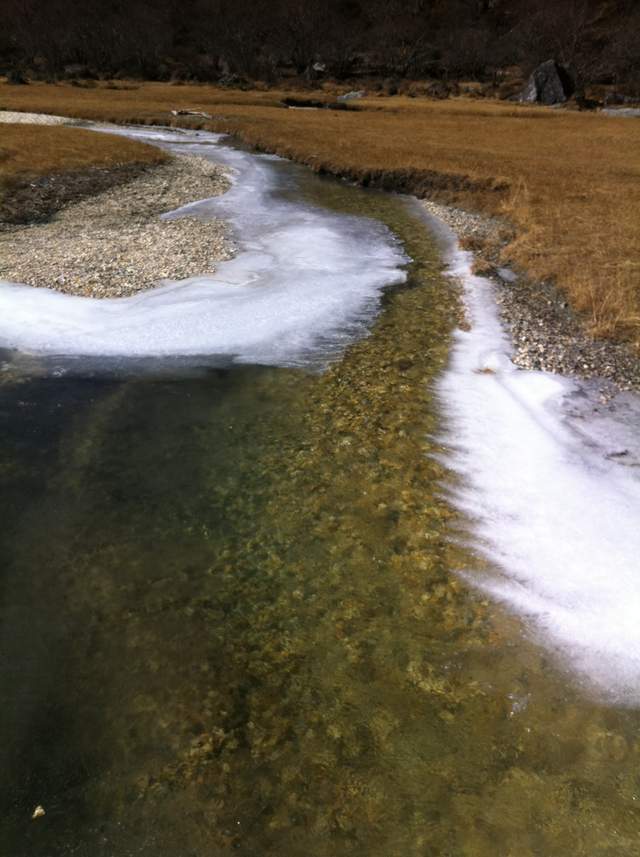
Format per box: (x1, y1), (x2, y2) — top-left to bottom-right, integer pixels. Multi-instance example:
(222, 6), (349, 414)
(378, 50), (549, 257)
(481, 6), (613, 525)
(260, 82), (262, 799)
(1, 133), (640, 856)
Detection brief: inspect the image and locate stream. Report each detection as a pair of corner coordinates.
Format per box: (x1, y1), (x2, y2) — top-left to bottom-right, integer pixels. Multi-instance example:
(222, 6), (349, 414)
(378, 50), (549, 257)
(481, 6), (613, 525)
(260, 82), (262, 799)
(1, 127), (640, 856)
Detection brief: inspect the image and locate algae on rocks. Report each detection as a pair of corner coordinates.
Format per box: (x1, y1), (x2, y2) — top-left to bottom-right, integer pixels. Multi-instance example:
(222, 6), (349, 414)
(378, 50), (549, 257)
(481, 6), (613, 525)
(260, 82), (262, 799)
(1, 169), (640, 857)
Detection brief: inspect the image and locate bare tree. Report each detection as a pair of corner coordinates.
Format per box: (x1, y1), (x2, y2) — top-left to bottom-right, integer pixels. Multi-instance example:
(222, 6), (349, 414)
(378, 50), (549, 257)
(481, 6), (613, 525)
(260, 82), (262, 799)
(1, 0), (638, 88)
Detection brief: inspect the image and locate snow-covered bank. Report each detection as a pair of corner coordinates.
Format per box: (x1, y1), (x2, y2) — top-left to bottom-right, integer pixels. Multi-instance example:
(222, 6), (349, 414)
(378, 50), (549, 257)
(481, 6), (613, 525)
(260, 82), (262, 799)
(426, 210), (640, 705)
(0, 127), (407, 369)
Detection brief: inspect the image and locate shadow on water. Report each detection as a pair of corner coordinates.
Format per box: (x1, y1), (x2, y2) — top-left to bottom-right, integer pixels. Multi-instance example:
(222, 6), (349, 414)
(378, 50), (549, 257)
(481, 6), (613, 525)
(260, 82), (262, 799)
(1, 144), (640, 856)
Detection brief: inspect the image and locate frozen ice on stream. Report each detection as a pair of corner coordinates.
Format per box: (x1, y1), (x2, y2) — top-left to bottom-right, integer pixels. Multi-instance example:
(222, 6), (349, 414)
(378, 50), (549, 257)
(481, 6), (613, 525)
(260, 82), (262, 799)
(0, 127), (407, 368)
(4, 121), (639, 702)
(426, 210), (640, 705)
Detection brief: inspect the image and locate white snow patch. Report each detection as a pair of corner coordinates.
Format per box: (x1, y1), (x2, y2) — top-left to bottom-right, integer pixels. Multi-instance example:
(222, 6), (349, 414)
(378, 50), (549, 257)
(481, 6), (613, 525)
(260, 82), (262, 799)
(431, 216), (640, 705)
(0, 127), (407, 368)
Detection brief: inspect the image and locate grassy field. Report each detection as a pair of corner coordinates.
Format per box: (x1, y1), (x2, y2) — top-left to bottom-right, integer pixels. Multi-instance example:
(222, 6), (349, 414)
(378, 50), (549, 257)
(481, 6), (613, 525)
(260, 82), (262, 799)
(2, 80), (639, 346)
(0, 122), (167, 183)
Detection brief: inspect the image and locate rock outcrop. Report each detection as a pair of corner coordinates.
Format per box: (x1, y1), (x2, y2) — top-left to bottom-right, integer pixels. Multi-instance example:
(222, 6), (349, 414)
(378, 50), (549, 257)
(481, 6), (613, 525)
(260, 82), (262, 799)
(519, 60), (575, 105)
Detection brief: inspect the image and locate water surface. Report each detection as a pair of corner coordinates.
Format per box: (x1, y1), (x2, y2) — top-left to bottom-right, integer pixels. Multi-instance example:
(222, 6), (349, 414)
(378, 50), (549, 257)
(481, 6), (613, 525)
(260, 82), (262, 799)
(1, 142), (640, 856)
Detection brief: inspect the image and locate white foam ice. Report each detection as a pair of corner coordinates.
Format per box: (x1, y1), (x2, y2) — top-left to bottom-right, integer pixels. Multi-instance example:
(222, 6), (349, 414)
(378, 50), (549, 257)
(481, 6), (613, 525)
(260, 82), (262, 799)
(429, 214), (640, 705)
(0, 127), (407, 369)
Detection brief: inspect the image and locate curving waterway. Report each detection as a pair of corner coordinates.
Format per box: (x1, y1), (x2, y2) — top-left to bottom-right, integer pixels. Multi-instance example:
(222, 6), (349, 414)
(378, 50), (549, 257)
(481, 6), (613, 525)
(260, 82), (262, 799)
(1, 128), (640, 855)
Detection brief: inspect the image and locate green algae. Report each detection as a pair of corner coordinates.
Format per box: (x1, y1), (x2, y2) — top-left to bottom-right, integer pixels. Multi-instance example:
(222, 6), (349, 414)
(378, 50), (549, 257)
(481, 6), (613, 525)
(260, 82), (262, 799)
(1, 175), (640, 856)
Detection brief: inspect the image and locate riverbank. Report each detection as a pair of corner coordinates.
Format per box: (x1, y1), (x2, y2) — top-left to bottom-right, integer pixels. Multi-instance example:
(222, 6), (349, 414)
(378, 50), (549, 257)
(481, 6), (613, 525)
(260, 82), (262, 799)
(422, 200), (640, 394)
(5, 103), (640, 392)
(2, 81), (639, 349)
(211, 101), (640, 355)
(0, 117), (169, 224)
(1, 151), (233, 298)
(0, 126), (407, 362)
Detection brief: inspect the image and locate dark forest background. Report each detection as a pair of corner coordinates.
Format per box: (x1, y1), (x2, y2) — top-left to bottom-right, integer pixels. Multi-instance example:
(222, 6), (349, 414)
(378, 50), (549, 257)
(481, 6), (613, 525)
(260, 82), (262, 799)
(2, 0), (639, 90)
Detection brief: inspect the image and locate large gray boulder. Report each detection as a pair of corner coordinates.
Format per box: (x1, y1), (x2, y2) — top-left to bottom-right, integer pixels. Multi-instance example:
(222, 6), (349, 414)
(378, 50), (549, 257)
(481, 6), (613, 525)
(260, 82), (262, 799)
(519, 60), (575, 105)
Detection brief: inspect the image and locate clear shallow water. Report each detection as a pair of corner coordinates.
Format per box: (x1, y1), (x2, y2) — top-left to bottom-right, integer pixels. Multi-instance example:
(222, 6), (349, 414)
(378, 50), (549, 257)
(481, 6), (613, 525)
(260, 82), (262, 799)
(1, 139), (640, 856)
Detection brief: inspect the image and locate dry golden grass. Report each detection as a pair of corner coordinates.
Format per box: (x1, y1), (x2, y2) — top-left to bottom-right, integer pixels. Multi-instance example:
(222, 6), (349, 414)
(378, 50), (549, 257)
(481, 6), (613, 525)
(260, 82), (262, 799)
(2, 81), (639, 345)
(0, 123), (167, 185)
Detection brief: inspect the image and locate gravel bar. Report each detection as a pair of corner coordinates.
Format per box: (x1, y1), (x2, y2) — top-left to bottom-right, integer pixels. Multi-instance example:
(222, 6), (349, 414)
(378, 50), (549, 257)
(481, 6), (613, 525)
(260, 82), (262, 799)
(0, 154), (234, 298)
(0, 110), (89, 126)
(423, 199), (640, 394)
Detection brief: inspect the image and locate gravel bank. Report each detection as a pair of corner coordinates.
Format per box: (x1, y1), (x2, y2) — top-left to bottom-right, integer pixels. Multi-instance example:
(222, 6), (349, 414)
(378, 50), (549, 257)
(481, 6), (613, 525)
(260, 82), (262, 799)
(0, 164), (154, 226)
(0, 110), (89, 126)
(0, 154), (234, 298)
(423, 199), (640, 394)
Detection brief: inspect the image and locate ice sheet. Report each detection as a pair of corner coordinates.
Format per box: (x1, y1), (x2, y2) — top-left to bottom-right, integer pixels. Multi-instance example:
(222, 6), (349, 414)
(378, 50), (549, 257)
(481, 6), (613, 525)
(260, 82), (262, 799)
(428, 213), (640, 704)
(0, 128), (407, 368)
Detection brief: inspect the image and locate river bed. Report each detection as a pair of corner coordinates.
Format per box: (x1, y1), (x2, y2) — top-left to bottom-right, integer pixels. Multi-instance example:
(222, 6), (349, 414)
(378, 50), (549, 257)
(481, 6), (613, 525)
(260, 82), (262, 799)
(1, 128), (640, 855)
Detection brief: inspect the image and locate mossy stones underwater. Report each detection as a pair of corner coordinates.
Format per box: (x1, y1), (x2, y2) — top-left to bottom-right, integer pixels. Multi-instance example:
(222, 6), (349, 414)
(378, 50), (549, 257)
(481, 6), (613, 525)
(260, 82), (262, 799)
(1, 175), (639, 855)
